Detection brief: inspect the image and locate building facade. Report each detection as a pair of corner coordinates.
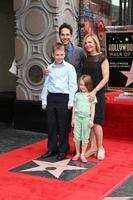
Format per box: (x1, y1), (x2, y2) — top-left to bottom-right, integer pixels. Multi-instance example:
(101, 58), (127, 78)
(0, 0), (133, 130)
(14, 0), (80, 101)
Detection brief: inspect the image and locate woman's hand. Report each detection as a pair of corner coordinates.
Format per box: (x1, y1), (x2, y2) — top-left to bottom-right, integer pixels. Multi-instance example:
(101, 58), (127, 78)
(89, 90), (96, 102)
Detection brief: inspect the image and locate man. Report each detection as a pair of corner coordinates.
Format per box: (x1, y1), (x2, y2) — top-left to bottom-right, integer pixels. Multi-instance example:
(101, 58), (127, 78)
(44, 23), (84, 80)
(58, 23), (84, 80)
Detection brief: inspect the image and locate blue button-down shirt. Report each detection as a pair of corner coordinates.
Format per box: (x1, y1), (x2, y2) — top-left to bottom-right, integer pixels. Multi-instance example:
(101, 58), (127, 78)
(41, 60), (77, 106)
(65, 42), (74, 64)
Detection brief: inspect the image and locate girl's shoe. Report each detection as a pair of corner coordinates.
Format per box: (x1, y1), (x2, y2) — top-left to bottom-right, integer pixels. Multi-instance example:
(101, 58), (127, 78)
(72, 155), (80, 161)
(97, 148), (105, 160)
(80, 156), (88, 163)
(85, 148), (97, 157)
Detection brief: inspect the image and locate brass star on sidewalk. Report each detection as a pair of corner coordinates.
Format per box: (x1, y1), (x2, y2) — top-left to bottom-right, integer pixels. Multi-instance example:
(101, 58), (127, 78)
(20, 159), (87, 178)
(103, 197), (133, 200)
(120, 62), (133, 87)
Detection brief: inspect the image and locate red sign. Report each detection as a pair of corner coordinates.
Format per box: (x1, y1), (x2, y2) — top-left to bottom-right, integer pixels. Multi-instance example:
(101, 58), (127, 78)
(84, 19), (93, 34)
(96, 20), (106, 41)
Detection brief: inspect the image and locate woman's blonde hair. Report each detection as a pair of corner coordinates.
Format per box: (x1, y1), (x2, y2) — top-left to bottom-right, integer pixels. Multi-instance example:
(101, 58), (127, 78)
(79, 74), (93, 92)
(82, 33), (101, 54)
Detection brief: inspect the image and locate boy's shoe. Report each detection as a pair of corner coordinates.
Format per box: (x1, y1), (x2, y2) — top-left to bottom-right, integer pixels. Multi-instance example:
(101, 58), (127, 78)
(40, 151), (57, 159)
(56, 153), (66, 161)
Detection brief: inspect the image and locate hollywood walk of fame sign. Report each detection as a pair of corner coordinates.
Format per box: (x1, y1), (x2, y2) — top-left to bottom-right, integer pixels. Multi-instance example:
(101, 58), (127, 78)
(106, 31), (133, 91)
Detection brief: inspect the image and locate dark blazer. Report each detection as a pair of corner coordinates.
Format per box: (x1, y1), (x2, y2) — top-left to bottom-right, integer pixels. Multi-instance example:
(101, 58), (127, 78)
(71, 45), (84, 80)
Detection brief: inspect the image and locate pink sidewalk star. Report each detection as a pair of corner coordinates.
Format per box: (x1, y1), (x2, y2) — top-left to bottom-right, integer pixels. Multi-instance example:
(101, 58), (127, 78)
(120, 62), (133, 87)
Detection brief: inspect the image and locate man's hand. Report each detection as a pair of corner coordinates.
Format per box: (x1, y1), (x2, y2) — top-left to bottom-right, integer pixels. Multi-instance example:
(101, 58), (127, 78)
(43, 67), (49, 76)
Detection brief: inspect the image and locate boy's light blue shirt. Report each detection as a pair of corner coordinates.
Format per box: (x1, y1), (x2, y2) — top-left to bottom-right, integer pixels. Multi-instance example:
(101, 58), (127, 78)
(41, 60), (77, 107)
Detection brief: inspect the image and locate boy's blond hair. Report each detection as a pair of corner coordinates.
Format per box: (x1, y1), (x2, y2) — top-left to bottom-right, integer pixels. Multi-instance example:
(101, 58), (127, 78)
(52, 42), (65, 53)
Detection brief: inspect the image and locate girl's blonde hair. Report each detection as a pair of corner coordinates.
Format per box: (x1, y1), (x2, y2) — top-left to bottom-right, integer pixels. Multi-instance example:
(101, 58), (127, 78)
(79, 75), (93, 92)
(82, 33), (101, 54)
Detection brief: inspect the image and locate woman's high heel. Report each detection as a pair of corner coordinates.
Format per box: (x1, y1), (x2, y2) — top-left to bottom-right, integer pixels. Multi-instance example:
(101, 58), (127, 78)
(97, 148), (105, 160)
(85, 149), (97, 157)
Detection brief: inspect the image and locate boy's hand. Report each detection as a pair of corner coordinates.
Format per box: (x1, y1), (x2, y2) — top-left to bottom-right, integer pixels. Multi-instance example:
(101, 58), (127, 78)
(68, 106), (73, 110)
(42, 104), (47, 110)
(71, 119), (74, 127)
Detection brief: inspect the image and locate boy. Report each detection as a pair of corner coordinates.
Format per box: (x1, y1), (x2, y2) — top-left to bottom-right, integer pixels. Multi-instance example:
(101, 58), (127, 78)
(41, 42), (77, 160)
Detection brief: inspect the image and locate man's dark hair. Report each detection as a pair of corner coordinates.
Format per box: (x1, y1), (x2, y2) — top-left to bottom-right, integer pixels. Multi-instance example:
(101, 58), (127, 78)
(59, 23), (73, 35)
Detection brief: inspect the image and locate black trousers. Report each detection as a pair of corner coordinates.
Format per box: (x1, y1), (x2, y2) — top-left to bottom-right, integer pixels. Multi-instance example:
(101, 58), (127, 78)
(47, 93), (69, 154)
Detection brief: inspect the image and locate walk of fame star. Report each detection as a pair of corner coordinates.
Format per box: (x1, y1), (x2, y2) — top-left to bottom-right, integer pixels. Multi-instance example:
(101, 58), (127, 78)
(120, 62), (133, 87)
(103, 197), (133, 200)
(20, 159), (87, 178)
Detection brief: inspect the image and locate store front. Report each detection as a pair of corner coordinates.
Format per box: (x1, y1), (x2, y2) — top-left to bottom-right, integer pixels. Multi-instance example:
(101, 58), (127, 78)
(79, 0), (133, 46)
(79, 0), (133, 91)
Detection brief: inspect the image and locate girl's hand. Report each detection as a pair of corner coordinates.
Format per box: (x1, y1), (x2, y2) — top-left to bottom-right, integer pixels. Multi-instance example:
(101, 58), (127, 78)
(42, 104), (47, 110)
(89, 120), (94, 128)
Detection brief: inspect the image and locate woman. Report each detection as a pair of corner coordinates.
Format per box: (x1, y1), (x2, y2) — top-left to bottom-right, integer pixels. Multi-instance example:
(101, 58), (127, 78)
(82, 33), (109, 160)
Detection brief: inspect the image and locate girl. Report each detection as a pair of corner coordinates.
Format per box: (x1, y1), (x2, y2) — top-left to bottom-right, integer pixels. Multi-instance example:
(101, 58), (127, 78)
(71, 75), (97, 163)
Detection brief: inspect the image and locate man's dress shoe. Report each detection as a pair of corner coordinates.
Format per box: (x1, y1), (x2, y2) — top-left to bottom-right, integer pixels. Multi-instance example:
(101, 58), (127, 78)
(56, 153), (66, 161)
(40, 151), (57, 159)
